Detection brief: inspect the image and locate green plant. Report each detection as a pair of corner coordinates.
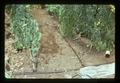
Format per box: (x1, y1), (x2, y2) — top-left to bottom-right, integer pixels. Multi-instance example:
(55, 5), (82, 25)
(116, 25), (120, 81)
(11, 4), (41, 57)
(53, 5), (114, 51)
(45, 4), (61, 16)
(59, 5), (76, 37)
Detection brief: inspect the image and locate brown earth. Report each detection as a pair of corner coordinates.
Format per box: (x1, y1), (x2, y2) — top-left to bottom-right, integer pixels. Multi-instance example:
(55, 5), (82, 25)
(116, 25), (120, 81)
(5, 7), (115, 79)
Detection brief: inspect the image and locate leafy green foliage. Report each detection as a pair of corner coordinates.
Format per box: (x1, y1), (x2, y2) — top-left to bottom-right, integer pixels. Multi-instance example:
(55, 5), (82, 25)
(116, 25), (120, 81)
(46, 5), (115, 51)
(11, 4), (41, 57)
(45, 4), (61, 16)
(59, 5), (77, 37)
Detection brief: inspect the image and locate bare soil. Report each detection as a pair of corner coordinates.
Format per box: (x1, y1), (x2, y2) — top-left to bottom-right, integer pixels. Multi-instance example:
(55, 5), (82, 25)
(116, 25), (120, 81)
(5, 7), (115, 79)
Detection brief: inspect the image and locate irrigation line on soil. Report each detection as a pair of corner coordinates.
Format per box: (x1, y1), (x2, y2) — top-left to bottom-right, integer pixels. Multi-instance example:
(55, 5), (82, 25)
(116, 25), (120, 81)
(53, 25), (85, 67)
(63, 38), (85, 67)
(12, 68), (80, 75)
(47, 23), (85, 67)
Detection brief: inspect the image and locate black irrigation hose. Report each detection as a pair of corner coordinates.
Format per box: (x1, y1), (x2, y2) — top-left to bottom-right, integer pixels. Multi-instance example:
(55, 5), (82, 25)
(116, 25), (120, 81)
(51, 23), (85, 67)
(13, 71), (65, 75)
(12, 68), (80, 75)
(63, 38), (85, 67)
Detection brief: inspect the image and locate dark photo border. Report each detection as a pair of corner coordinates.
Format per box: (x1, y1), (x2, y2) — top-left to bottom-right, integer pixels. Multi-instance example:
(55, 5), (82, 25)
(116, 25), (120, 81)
(1, 0), (119, 83)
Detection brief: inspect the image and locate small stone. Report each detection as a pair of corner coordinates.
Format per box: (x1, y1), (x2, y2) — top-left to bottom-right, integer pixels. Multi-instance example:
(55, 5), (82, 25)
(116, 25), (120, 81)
(12, 49), (18, 53)
(42, 67), (44, 70)
(64, 74), (72, 78)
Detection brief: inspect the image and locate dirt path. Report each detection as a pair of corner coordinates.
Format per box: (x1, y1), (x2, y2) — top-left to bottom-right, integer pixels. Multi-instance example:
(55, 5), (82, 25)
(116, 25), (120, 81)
(5, 8), (115, 79)
(30, 8), (82, 78)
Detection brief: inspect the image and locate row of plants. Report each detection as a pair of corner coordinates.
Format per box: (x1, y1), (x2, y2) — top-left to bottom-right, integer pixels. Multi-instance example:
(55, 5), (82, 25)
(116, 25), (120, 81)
(5, 4), (42, 78)
(46, 4), (115, 51)
(11, 4), (42, 57)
